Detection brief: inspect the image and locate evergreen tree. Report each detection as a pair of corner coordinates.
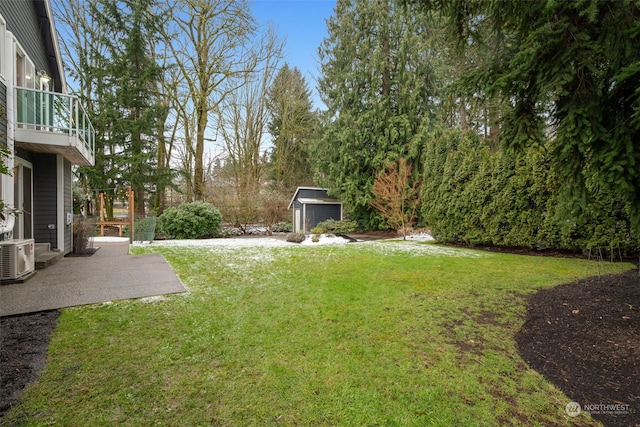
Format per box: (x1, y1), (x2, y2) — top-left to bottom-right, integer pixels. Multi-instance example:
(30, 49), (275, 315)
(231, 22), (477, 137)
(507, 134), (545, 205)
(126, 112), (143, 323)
(91, 0), (167, 217)
(56, 0), (167, 218)
(316, 0), (438, 228)
(424, 0), (640, 224)
(55, 0), (118, 217)
(266, 63), (315, 194)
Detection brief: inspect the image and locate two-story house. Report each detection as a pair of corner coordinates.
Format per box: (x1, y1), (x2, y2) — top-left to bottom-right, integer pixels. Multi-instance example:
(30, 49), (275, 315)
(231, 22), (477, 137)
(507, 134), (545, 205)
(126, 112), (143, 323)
(0, 0), (94, 277)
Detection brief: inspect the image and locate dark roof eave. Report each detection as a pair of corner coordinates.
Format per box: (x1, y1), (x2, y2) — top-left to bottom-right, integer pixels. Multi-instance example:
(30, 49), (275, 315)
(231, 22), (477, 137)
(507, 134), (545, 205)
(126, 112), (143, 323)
(33, 0), (63, 92)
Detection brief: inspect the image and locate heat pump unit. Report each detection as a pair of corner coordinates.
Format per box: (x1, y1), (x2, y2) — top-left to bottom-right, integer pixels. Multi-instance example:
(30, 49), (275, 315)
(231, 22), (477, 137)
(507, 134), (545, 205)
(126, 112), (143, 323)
(0, 239), (35, 281)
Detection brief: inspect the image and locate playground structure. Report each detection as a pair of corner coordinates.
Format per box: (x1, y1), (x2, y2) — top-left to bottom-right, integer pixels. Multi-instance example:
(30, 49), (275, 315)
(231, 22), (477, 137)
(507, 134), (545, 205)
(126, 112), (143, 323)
(96, 187), (135, 244)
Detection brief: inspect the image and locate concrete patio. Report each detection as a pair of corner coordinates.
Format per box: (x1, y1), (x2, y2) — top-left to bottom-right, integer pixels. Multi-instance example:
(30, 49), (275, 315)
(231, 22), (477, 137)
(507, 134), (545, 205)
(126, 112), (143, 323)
(0, 240), (185, 317)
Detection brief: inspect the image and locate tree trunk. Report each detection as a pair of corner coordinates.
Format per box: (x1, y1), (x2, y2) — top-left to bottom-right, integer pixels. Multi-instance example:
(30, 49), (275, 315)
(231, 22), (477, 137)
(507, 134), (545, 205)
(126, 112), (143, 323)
(194, 100), (207, 201)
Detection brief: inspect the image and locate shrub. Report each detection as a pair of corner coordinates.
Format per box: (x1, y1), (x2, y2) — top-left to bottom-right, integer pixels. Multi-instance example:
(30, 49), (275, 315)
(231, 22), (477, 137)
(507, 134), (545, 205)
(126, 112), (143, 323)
(272, 221), (292, 233)
(158, 202), (222, 239)
(286, 232), (306, 243)
(314, 219), (357, 235)
(309, 226), (323, 235)
(260, 190), (289, 235)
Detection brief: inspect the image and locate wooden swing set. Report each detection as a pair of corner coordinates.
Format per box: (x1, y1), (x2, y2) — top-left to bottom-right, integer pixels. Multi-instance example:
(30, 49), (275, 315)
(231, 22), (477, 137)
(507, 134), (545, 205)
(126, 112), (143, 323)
(96, 187), (135, 243)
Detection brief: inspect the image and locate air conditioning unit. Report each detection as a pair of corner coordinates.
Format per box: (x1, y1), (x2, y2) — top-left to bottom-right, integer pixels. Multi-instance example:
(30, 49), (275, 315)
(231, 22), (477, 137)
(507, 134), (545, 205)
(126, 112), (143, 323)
(0, 239), (35, 281)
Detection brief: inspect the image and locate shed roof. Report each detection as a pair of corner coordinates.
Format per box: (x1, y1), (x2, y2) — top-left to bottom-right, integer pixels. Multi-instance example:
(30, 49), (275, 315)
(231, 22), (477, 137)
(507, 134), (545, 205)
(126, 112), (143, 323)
(297, 197), (341, 204)
(288, 187), (341, 209)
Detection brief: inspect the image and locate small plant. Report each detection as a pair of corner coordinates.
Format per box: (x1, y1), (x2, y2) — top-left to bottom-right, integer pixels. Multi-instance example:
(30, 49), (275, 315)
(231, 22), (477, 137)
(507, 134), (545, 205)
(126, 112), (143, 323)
(158, 202), (222, 239)
(73, 216), (96, 254)
(133, 217), (157, 242)
(286, 232), (306, 243)
(311, 235), (320, 243)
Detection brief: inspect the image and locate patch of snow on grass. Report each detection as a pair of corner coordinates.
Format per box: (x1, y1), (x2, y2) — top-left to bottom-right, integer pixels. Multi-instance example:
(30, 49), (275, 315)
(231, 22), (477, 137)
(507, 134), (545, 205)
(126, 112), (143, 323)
(404, 232), (435, 241)
(300, 234), (351, 245)
(143, 237), (290, 248)
(135, 231), (482, 259)
(139, 295), (167, 304)
(358, 240), (488, 258)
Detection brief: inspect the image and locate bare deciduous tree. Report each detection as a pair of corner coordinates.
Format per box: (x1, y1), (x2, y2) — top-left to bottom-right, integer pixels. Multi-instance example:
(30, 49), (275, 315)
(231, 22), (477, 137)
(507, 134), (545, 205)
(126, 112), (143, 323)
(162, 0), (257, 201)
(217, 26), (284, 201)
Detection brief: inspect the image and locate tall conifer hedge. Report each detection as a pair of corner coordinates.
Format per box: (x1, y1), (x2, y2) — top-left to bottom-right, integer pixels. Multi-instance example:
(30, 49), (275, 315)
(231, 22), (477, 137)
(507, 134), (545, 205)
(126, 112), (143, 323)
(420, 128), (639, 255)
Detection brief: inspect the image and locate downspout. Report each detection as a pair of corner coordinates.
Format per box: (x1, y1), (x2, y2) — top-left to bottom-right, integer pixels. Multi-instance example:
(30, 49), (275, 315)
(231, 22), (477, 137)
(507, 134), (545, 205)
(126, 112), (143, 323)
(2, 32), (17, 239)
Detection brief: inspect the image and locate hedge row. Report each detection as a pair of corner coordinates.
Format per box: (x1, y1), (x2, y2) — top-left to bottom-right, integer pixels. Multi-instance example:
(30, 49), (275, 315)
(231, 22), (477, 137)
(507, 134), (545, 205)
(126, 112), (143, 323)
(420, 128), (639, 255)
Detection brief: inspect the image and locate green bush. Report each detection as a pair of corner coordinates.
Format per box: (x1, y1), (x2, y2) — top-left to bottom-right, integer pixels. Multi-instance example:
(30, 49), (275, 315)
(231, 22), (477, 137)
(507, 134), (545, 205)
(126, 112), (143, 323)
(314, 219), (357, 235)
(158, 202), (222, 239)
(286, 232), (306, 243)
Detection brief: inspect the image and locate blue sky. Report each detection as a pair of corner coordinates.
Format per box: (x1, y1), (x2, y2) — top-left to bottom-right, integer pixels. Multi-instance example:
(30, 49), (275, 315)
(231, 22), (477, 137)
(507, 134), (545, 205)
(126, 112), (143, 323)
(251, 0), (336, 109)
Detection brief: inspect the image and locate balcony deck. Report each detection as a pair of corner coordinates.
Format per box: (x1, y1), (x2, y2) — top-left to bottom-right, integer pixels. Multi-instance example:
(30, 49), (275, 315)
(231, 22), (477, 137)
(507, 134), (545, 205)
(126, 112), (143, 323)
(14, 88), (95, 166)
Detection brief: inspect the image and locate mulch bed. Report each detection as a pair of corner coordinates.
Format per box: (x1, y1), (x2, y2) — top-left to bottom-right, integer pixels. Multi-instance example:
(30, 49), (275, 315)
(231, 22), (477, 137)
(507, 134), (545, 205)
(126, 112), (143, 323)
(516, 269), (639, 426)
(1, 246), (638, 425)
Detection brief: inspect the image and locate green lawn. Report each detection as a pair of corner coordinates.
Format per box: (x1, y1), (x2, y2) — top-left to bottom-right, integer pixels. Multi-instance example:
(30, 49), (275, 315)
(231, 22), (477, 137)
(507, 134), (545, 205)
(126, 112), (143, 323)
(5, 240), (633, 426)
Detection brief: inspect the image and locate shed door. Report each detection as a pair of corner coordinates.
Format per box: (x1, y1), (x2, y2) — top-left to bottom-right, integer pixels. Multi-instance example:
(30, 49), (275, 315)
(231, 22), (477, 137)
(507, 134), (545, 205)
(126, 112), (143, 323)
(294, 208), (301, 233)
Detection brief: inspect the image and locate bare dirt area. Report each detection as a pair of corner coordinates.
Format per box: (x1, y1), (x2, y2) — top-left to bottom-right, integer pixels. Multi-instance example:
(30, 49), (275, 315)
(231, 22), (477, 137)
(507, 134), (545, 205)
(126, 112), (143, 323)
(517, 269), (640, 427)
(0, 310), (59, 419)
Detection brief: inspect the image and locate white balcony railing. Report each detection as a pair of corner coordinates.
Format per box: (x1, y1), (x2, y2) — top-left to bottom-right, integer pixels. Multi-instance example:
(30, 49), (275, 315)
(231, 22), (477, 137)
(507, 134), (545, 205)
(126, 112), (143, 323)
(15, 87), (95, 166)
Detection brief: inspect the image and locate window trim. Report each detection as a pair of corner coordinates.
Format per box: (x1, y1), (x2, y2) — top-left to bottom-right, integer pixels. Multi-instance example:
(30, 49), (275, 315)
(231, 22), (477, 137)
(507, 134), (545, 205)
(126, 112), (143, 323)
(15, 42), (35, 89)
(0, 14), (6, 82)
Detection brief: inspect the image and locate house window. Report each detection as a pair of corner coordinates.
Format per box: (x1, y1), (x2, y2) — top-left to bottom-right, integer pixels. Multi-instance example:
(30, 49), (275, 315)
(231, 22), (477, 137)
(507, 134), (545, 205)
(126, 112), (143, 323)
(15, 44), (37, 126)
(16, 50), (24, 86)
(15, 45), (35, 89)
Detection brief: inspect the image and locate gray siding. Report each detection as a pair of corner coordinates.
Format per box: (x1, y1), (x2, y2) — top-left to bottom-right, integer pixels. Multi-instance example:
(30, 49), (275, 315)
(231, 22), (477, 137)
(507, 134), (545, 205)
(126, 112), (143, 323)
(32, 153), (57, 248)
(0, 1), (60, 91)
(63, 157), (71, 253)
(306, 204), (342, 230)
(0, 82), (6, 147)
(298, 188), (335, 199)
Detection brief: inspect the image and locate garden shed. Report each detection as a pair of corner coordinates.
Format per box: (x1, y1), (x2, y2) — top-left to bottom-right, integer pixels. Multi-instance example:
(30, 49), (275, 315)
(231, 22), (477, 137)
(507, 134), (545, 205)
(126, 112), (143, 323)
(288, 187), (343, 233)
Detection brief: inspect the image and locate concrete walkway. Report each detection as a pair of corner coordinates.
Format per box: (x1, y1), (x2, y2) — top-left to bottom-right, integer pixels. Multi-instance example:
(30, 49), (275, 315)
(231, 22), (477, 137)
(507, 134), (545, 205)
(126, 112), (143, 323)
(0, 242), (185, 317)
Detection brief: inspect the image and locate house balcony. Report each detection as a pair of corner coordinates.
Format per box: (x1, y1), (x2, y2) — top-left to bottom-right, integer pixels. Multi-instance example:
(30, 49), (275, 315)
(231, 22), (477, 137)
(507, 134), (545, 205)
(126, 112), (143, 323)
(14, 87), (95, 166)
